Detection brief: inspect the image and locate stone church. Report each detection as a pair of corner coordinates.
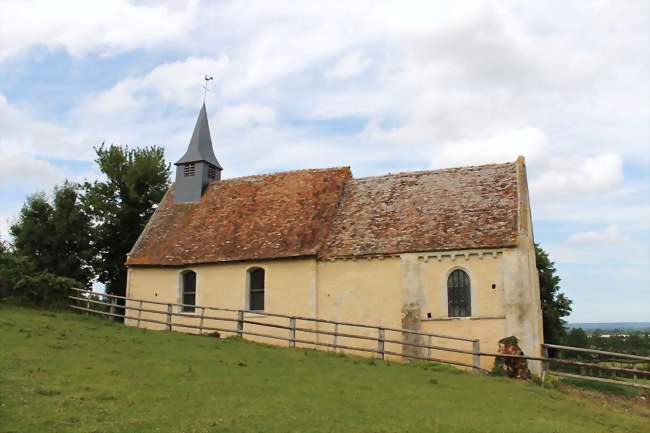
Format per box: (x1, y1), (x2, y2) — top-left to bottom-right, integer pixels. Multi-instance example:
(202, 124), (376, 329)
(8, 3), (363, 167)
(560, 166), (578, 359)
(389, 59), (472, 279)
(125, 104), (544, 370)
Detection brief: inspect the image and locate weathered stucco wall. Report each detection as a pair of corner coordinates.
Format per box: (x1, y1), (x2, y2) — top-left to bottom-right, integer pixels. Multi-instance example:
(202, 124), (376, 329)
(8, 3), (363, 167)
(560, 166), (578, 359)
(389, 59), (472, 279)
(126, 241), (542, 373)
(125, 258), (319, 343)
(316, 250), (525, 370)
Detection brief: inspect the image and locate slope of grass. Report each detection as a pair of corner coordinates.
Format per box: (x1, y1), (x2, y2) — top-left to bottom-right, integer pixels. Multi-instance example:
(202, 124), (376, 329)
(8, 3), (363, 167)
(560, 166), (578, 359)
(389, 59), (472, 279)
(0, 304), (648, 433)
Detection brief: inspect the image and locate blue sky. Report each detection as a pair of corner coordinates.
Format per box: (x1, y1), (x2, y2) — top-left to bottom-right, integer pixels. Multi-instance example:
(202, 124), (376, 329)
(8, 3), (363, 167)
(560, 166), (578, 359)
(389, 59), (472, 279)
(0, 0), (648, 322)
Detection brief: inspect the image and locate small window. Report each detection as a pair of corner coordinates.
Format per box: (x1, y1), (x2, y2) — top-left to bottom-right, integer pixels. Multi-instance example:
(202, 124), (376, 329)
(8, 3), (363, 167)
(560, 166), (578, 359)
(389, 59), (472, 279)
(183, 163), (196, 177)
(208, 165), (217, 179)
(181, 271), (196, 312)
(448, 269), (471, 317)
(248, 268), (265, 311)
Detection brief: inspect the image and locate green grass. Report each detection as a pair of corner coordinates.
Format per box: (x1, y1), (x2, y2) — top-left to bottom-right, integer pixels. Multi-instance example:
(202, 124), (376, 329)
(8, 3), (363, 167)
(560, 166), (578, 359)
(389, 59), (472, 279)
(1, 305), (648, 433)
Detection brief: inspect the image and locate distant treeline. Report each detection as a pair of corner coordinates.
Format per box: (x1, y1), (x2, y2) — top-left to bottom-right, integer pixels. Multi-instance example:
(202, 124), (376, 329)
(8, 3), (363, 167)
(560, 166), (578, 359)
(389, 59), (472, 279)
(568, 322), (650, 332)
(563, 327), (650, 357)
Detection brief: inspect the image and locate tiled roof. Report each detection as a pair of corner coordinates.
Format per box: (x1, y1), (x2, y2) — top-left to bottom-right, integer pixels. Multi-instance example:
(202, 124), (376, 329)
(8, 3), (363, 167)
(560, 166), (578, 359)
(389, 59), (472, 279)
(126, 167), (352, 266)
(320, 162), (519, 258)
(127, 161), (520, 266)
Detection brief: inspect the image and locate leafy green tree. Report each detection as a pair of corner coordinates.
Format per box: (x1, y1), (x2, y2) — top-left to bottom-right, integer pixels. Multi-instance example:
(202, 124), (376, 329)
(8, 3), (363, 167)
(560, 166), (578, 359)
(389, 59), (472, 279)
(535, 243), (572, 344)
(10, 181), (93, 287)
(566, 328), (589, 348)
(0, 240), (79, 306)
(83, 144), (170, 296)
(10, 192), (54, 268)
(626, 334), (644, 354)
(0, 241), (20, 298)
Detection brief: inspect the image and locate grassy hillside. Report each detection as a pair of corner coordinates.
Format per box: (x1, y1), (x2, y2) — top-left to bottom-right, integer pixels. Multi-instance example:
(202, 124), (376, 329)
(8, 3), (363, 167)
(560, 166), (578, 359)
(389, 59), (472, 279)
(1, 305), (648, 433)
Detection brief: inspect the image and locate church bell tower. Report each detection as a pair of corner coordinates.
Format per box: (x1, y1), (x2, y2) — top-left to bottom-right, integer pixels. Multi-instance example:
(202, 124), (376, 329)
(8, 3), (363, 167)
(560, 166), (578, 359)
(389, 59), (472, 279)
(174, 103), (222, 203)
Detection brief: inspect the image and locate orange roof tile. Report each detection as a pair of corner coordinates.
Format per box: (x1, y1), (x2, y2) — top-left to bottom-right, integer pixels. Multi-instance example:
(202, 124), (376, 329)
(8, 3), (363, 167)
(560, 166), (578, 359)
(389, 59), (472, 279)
(127, 167), (352, 266)
(320, 162), (519, 258)
(127, 162), (520, 266)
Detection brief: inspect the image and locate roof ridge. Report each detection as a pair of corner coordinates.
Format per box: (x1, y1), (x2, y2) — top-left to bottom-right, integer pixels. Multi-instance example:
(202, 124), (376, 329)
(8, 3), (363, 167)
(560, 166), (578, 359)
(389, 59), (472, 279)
(217, 166), (351, 183)
(353, 161), (516, 181)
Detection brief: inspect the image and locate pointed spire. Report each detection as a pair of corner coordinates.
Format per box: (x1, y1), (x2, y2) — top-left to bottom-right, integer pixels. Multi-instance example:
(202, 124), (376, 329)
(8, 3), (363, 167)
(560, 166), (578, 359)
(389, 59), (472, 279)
(175, 103), (222, 169)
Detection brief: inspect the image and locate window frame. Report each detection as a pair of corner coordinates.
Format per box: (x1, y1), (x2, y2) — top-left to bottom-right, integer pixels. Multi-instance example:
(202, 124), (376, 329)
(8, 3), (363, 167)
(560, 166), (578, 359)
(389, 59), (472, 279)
(180, 270), (197, 313)
(447, 268), (471, 318)
(247, 267), (265, 312)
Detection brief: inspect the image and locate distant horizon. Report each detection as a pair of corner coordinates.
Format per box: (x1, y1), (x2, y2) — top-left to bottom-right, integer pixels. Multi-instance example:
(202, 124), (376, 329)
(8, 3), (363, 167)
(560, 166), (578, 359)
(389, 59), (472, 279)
(569, 322), (650, 325)
(567, 322), (650, 332)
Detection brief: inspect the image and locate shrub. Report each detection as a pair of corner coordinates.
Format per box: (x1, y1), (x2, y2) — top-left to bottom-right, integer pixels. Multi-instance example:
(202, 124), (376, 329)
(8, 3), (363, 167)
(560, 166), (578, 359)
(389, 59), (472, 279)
(12, 272), (81, 307)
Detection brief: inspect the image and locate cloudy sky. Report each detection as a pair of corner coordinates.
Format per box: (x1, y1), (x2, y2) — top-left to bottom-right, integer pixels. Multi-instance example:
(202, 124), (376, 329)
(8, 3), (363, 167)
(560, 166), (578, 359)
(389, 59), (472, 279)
(1, 0), (648, 322)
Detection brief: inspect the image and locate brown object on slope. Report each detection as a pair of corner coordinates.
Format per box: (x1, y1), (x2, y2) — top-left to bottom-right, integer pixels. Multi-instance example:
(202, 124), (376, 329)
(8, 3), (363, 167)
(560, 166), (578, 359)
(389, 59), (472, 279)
(495, 336), (532, 379)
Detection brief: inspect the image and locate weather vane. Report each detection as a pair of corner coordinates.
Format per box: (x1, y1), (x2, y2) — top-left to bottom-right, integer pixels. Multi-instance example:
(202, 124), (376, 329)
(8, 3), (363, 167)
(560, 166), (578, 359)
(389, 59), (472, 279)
(202, 75), (214, 103)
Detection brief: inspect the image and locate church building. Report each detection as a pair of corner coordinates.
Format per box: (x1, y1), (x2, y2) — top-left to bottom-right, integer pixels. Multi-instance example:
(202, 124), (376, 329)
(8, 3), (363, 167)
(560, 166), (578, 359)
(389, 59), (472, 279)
(125, 104), (544, 371)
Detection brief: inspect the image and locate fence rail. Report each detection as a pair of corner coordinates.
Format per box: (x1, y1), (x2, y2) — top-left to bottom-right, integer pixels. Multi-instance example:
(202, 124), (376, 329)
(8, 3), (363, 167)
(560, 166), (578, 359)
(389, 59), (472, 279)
(68, 288), (650, 389)
(68, 288), (485, 371)
(540, 343), (650, 388)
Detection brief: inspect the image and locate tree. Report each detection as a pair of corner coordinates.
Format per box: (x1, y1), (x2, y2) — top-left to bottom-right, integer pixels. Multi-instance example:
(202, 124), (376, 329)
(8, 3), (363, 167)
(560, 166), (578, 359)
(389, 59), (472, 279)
(566, 328), (588, 349)
(535, 243), (572, 344)
(83, 144), (170, 296)
(0, 240), (20, 298)
(0, 239), (80, 306)
(10, 192), (54, 268)
(10, 181), (93, 287)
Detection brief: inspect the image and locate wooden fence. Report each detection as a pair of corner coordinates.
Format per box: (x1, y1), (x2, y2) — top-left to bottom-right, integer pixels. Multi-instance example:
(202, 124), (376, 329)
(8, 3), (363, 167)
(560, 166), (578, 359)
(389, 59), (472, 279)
(68, 288), (484, 371)
(541, 343), (650, 388)
(67, 288), (650, 388)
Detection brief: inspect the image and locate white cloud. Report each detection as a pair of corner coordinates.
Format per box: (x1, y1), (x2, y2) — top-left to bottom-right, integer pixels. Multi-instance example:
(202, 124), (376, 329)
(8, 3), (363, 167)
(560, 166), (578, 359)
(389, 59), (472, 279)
(568, 225), (626, 245)
(0, 0), (197, 61)
(326, 52), (371, 79)
(82, 56), (230, 113)
(0, 150), (64, 190)
(214, 104), (276, 129)
(431, 127), (547, 168)
(531, 153), (624, 197)
(0, 93), (92, 160)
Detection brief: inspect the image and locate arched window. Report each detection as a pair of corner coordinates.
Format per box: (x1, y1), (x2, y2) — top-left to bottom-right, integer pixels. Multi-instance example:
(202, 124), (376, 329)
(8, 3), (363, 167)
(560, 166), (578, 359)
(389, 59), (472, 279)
(448, 269), (471, 317)
(248, 268), (265, 311)
(181, 271), (196, 312)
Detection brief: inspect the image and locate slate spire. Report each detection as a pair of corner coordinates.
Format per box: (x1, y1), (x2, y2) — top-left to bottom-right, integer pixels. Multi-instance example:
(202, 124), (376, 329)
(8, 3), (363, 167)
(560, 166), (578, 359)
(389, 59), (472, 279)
(175, 103), (222, 168)
(174, 104), (222, 203)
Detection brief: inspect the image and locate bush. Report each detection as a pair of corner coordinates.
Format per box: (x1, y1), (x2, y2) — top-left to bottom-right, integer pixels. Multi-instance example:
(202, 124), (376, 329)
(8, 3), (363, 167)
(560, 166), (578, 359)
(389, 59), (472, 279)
(12, 272), (81, 307)
(0, 241), (81, 307)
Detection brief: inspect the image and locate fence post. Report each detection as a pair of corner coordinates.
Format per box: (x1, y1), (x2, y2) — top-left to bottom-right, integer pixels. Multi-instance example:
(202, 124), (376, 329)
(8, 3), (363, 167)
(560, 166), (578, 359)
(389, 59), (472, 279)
(472, 339), (481, 371)
(237, 310), (244, 337)
(199, 307), (205, 335)
(166, 304), (172, 331)
(333, 323), (339, 352)
(427, 335), (432, 360)
(86, 295), (90, 315)
(377, 327), (385, 360)
(289, 317), (296, 348)
(109, 298), (117, 321)
(136, 300), (143, 328)
(541, 345), (549, 382)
